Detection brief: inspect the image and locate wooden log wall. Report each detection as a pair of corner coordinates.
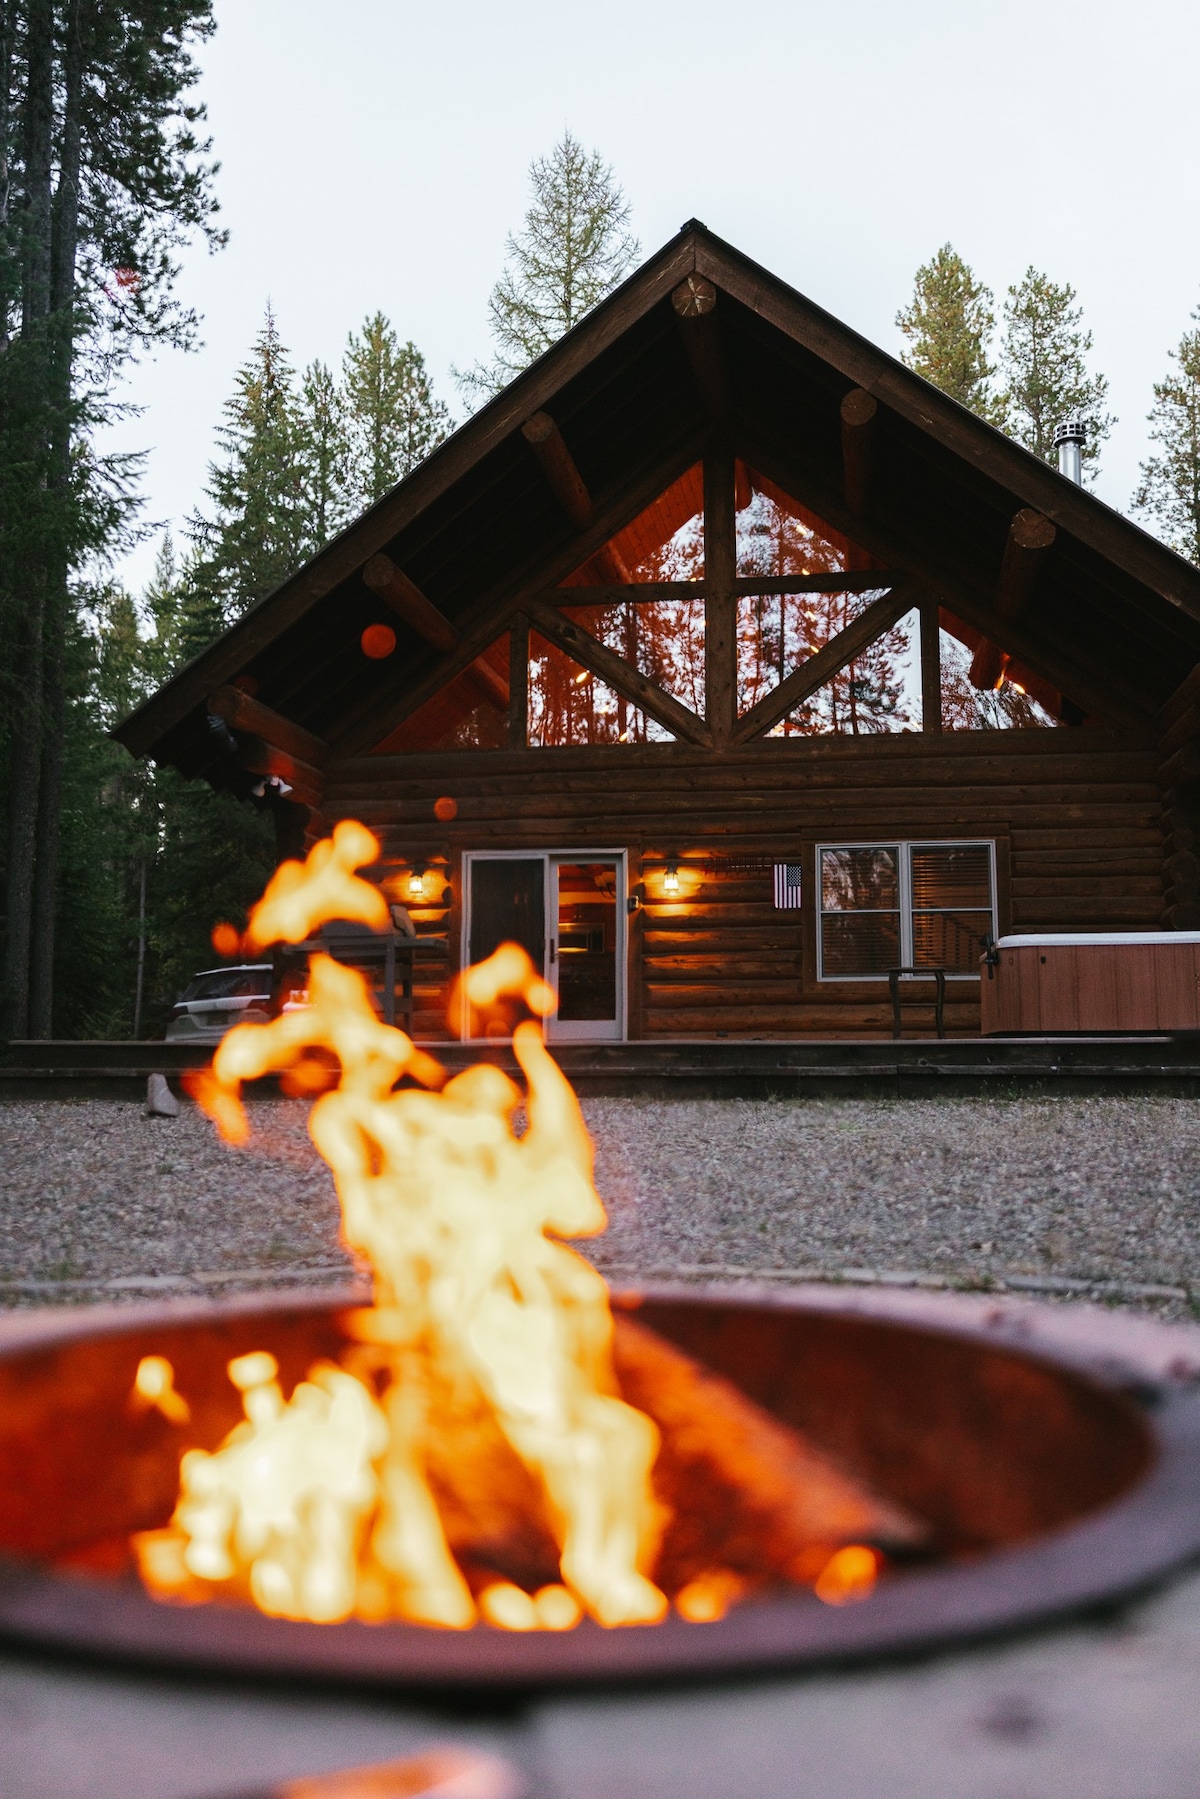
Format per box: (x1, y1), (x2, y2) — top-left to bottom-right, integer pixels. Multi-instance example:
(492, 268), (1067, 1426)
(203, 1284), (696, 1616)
(1157, 663), (1200, 930)
(321, 729), (1162, 1041)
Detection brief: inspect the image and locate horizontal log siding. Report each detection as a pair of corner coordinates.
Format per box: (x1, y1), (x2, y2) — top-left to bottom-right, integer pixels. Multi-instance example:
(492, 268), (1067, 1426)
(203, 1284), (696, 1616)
(322, 730), (1161, 1039)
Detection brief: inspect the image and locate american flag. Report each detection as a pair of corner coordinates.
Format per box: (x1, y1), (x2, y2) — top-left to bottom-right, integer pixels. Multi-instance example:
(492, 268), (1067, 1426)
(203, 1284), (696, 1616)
(773, 863), (803, 909)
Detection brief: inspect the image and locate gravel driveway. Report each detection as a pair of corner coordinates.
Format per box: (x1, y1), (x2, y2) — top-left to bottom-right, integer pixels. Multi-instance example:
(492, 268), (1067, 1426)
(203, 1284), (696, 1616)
(1, 1093), (1197, 1317)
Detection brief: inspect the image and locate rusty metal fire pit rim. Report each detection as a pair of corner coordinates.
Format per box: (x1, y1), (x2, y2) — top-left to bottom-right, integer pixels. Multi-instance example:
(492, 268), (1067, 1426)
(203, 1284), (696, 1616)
(0, 1277), (1190, 1395)
(1, 1283), (1198, 1690)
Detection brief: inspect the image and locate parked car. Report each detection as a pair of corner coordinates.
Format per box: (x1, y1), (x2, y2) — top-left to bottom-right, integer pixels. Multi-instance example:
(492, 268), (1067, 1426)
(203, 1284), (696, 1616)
(165, 965), (273, 1044)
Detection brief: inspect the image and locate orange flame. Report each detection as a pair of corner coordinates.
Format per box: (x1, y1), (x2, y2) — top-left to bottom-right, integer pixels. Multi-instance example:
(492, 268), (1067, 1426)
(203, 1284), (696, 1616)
(814, 1543), (880, 1605)
(144, 822), (666, 1630)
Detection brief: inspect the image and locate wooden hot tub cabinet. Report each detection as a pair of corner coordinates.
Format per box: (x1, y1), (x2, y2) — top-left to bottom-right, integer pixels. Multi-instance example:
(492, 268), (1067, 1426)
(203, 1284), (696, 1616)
(980, 932), (1200, 1035)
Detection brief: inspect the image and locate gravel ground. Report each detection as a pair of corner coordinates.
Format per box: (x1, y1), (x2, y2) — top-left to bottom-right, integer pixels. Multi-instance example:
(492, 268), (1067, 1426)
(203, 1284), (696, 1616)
(1, 1093), (1198, 1317)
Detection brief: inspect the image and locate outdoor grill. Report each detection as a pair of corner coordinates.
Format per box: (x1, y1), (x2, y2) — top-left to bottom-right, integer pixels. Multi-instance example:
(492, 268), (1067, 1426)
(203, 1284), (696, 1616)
(1, 1282), (1198, 1688)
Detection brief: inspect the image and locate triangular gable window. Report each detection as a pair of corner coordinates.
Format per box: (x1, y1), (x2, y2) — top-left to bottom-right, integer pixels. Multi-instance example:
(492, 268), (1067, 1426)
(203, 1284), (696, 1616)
(769, 605), (922, 735)
(736, 587), (893, 717)
(938, 611), (1067, 729)
(736, 464), (876, 577)
(562, 464), (704, 585)
(372, 637), (509, 753)
(562, 597), (705, 714)
(528, 630), (674, 745)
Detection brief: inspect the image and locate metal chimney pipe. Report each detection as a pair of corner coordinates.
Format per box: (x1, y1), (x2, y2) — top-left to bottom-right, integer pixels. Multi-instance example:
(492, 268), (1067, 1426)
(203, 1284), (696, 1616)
(1054, 417), (1087, 484)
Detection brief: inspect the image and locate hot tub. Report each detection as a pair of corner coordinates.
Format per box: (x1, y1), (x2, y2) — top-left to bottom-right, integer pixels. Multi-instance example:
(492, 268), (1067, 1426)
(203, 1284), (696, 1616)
(980, 932), (1200, 1034)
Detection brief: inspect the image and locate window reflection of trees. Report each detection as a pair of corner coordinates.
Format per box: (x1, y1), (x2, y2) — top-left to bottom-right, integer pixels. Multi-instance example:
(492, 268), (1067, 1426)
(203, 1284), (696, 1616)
(526, 632), (669, 747)
(735, 471), (918, 736)
(535, 467), (705, 745)
(938, 630), (1062, 730)
(820, 847), (900, 913)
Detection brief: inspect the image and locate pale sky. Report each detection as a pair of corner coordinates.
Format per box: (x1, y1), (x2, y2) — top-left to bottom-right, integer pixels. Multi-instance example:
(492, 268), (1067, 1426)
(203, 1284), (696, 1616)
(106, 0), (1200, 593)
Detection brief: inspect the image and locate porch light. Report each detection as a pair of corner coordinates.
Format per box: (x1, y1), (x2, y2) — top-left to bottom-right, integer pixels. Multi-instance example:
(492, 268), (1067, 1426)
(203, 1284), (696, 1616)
(408, 866), (426, 900)
(664, 861), (680, 895)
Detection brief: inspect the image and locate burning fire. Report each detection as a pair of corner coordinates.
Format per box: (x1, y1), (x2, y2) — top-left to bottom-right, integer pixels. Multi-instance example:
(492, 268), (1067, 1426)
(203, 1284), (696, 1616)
(139, 821), (901, 1629)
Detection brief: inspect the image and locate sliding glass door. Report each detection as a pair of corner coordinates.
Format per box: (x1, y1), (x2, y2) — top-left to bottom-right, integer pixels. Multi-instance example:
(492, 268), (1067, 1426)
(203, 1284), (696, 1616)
(463, 852), (626, 1042)
(548, 858), (622, 1041)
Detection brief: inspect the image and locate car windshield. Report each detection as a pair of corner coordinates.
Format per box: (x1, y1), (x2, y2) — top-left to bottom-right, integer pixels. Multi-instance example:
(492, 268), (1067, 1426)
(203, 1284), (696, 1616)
(181, 969), (271, 1002)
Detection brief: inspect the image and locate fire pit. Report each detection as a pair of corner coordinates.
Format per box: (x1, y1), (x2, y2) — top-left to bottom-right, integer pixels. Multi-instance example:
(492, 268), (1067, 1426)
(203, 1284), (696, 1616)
(8, 824), (1197, 1697)
(1, 1280), (1197, 1687)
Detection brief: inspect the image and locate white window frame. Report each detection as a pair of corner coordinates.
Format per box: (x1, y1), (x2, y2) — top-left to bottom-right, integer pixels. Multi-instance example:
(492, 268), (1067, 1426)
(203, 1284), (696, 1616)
(815, 839), (997, 982)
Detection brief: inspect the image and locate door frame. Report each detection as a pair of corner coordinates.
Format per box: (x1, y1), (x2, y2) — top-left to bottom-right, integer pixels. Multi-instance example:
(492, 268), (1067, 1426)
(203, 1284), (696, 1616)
(460, 849), (629, 1044)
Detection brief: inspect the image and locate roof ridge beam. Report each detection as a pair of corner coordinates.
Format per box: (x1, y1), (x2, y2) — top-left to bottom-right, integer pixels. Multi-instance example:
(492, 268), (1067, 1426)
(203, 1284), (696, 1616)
(996, 508), (1056, 622)
(840, 388), (876, 516)
(672, 275), (730, 418)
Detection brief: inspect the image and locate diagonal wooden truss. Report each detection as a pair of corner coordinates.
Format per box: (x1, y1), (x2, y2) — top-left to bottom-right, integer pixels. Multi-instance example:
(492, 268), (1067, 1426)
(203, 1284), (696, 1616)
(336, 411), (1147, 760)
(339, 440), (926, 756)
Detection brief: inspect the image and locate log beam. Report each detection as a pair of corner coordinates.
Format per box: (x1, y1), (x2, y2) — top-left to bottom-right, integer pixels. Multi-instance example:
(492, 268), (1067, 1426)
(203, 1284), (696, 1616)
(508, 614), (529, 748)
(1160, 701), (1200, 759)
(1158, 661), (1200, 733)
(553, 571), (902, 605)
(522, 411), (592, 529)
(969, 639), (1009, 691)
(235, 737), (324, 810)
(328, 434), (709, 757)
(840, 388), (876, 516)
(522, 411), (629, 583)
(996, 508), (1056, 621)
(467, 650), (511, 713)
(524, 598), (713, 748)
(206, 685), (329, 770)
(672, 274), (730, 418)
(741, 422), (1155, 731)
(920, 595), (942, 733)
(363, 553), (458, 653)
(704, 444), (737, 748)
(731, 582), (919, 745)
(362, 552), (507, 712)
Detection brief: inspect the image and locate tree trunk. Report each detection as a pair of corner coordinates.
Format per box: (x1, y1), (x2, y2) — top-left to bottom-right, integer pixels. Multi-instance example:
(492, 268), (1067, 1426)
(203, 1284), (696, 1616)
(29, 0), (84, 1037)
(1, 0), (55, 1040)
(0, 0), (13, 349)
(28, 624), (63, 1037)
(132, 856), (147, 1038)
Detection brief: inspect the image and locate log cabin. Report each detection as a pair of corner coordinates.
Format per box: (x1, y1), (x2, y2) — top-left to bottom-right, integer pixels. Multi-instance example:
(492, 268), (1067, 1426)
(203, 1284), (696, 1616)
(113, 222), (1200, 1043)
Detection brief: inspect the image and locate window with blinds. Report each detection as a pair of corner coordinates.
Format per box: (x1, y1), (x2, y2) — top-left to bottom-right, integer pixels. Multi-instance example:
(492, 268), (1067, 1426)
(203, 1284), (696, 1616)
(817, 841), (996, 980)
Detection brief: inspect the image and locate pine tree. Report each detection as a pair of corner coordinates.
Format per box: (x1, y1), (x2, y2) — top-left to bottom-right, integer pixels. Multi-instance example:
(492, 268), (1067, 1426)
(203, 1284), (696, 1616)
(189, 304), (307, 622)
(296, 357), (350, 544)
(342, 312), (451, 505)
(455, 129), (638, 402)
(1, 0), (223, 1039)
(997, 269), (1113, 474)
(1133, 309), (1200, 565)
(895, 244), (1001, 420)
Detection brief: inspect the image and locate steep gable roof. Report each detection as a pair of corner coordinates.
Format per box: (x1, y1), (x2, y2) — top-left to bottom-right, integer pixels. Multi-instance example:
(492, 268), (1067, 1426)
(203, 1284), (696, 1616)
(115, 221), (1200, 777)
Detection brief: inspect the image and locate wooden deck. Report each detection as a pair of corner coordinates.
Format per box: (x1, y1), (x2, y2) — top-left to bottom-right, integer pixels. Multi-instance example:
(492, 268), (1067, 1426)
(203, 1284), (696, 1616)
(6, 1035), (1200, 1099)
